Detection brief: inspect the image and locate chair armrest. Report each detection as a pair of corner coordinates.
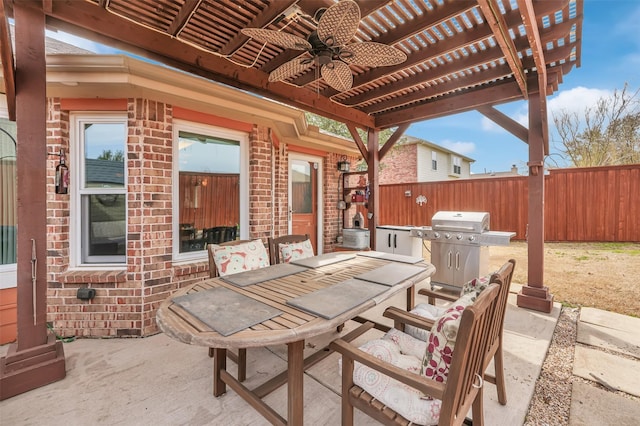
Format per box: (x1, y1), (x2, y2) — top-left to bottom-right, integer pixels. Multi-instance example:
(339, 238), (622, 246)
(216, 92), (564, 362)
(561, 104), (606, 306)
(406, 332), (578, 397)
(418, 287), (459, 303)
(383, 306), (436, 332)
(330, 338), (446, 400)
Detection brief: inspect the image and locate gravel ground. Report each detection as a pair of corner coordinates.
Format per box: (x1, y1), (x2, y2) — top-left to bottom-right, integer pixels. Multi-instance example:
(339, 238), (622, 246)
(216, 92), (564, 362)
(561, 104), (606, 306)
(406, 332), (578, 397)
(523, 306), (640, 425)
(524, 307), (578, 425)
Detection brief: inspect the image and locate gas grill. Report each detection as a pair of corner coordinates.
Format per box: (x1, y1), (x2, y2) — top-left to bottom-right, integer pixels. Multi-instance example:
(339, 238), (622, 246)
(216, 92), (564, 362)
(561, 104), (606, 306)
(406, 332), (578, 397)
(410, 211), (515, 291)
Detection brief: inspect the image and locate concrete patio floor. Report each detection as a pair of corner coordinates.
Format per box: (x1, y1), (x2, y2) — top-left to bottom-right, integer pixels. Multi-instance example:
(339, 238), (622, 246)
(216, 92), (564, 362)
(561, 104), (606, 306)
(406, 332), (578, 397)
(0, 285), (561, 425)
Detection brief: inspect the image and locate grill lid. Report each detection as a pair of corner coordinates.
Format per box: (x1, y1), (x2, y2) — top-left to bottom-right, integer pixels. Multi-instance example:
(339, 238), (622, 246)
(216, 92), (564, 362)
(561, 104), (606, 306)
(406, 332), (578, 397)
(431, 211), (490, 233)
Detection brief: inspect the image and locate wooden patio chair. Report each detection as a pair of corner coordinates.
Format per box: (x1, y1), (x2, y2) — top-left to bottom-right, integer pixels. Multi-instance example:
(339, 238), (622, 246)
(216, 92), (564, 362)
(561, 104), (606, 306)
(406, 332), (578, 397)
(267, 233), (311, 265)
(331, 283), (501, 425)
(206, 239), (271, 381)
(384, 259), (516, 406)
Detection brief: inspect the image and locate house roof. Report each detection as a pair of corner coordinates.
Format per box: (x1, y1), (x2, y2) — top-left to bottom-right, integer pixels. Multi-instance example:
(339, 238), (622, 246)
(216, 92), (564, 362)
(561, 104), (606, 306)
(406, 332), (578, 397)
(1, 0), (583, 131)
(42, 54), (360, 155)
(396, 135), (475, 162)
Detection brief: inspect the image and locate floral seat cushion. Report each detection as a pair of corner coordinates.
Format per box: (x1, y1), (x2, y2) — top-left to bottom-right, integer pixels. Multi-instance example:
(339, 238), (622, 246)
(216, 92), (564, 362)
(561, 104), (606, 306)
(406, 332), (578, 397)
(421, 292), (475, 382)
(210, 239), (269, 276)
(349, 329), (440, 425)
(346, 293), (474, 425)
(279, 239), (314, 263)
(405, 274), (492, 341)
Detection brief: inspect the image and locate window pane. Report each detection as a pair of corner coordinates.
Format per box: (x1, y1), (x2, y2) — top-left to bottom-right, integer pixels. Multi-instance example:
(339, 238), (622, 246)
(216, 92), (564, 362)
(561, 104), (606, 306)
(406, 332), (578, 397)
(0, 118), (17, 265)
(84, 123), (126, 188)
(178, 131), (240, 253)
(85, 194), (126, 261)
(292, 160), (312, 214)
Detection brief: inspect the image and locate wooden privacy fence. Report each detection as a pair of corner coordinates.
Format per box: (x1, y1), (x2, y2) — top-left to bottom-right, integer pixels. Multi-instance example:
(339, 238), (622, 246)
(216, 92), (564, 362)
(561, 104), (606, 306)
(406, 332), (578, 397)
(376, 164), (640, 242)
(179, 172), (239, 230)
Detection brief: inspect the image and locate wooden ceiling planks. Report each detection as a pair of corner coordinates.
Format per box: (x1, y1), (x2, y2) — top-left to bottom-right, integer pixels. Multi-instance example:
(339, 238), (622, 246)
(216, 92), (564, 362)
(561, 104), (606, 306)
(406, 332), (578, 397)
(24, 0), (582, 130)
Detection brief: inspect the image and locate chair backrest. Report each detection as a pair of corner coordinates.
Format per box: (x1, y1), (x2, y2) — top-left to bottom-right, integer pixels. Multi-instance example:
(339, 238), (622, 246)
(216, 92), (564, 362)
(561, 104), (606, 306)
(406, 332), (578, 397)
(485, 259), (515, 365)
(439, 283), (500, 425)
(207, 239), (252, 278)
(267, 234), (310, 265)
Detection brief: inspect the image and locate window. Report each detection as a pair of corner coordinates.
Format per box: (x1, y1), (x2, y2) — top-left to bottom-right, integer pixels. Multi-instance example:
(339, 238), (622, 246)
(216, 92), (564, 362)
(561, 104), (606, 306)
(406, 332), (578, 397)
(431, 151), (438, 170)
(71, 114), (127, 265)
(453, 156), (462, 175)
(173, 121), (248, 261)
(0, 118), (17, 270)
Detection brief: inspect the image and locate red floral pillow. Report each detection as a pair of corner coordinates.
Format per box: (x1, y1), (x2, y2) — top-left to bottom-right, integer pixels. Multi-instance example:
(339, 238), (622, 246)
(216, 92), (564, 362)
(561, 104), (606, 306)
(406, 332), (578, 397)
(421, 293), (475, 382)
(279, 239), (314, 263)
(211, 239), (269, 276)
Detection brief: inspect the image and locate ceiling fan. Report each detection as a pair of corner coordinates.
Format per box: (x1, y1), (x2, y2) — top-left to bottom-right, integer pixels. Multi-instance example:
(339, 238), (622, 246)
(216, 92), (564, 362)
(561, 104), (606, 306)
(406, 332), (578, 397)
(241, 0), (407, 92)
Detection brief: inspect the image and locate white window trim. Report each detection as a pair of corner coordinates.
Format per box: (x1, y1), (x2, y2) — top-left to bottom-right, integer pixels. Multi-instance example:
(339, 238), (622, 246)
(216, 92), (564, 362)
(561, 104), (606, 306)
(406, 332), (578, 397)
(172, 119), (249, 263)
(69, 112), (128, 268)
(431, 151), (438, 171)
(452, 156), (462, 175)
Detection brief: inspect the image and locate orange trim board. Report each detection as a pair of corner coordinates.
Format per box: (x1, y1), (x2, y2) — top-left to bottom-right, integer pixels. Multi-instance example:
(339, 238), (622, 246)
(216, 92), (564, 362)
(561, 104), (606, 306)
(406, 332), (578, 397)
(173, 107), (253, 133)
(288, 144), (329, 157)
(60, 98), (127, 111)
(0, 287), (17, 345)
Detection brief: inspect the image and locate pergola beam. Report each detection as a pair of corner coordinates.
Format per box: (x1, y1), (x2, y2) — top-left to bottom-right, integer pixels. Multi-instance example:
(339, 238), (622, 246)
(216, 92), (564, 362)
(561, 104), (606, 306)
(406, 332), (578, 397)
(518, 0), (549, 152)
(375, 79), (523, 128)
(42, 0), (375, 129)
(477, 105), (529, 143)
(477, 0), (528, 98)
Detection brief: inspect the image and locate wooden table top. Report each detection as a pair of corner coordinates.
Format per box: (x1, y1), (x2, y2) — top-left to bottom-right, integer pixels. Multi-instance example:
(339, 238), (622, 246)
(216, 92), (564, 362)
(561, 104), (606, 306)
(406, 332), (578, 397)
(156, 254), (435, 349)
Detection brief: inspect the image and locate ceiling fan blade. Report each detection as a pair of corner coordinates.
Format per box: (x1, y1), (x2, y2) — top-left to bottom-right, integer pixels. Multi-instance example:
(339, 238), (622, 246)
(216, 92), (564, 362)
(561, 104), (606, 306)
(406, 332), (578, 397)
(317, 0), (360, 47)
(342, 42), (408, 67)
(269, 58), (315, 82)
(241, 28), (311, 50)
(321, 60), (353, 92)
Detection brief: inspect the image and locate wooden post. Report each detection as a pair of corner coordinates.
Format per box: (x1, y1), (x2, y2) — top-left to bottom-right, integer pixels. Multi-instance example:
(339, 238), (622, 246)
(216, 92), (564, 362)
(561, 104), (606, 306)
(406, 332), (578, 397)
(517, 79), (554, 313)
(288, 340), (305, 425)
(0, 1), (66, 400)
(367, 128), (379, 249)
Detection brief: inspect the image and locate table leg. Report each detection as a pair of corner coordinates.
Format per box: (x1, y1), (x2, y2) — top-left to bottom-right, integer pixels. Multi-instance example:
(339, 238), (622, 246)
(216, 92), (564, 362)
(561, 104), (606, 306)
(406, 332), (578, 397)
(213, 347), (227, 397)
(288, 340), (304, 426)
(406, 285), (415, 310)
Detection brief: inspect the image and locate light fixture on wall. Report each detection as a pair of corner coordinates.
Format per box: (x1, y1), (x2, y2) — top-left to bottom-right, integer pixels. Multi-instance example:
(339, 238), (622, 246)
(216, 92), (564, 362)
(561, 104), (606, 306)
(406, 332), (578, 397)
(337, 156), (350, 172)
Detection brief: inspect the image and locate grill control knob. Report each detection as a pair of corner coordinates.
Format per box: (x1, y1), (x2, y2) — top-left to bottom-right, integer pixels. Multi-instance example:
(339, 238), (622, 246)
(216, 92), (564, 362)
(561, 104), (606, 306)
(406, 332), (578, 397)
(433, 232), (440, 239)
(444, 233), (451, 239)
(468, 235), (475, 242)
(456, 234), (463, 240)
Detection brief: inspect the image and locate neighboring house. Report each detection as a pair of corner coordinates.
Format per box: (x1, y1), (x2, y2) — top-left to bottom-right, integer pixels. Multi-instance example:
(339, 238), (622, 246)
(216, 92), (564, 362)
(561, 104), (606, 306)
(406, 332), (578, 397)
(379, 135), (474, 184)
(0, 47), (360, 340)
(470, 164), (521, 179)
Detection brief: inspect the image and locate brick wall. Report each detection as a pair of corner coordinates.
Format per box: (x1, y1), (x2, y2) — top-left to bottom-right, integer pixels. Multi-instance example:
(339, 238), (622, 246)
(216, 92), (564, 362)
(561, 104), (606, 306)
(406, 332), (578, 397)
(379, 144), (417, 184)
(272, 138), (289, 239)
(44, 99), (339, 338)
(324, 152), (345, 251)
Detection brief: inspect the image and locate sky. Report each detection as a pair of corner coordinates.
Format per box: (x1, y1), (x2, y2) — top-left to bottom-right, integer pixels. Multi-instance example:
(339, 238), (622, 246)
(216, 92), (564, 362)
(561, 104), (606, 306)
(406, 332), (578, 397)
(44, 0), (640, 175)
(405, 0), (640, 174)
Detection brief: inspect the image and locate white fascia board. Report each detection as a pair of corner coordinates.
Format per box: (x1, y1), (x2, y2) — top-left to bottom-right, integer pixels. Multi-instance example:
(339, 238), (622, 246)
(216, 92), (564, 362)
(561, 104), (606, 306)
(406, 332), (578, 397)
(46, 54), (305, 136)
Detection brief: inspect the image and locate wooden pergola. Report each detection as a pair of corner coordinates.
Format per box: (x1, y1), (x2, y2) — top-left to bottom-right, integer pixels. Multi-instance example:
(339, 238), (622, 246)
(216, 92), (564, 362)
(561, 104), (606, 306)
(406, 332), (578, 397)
(0, 0), (582, 399)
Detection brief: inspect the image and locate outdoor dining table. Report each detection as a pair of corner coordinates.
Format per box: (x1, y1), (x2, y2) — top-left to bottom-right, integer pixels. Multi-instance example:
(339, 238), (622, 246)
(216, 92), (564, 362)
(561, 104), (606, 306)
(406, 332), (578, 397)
(156, 251), (435, 426)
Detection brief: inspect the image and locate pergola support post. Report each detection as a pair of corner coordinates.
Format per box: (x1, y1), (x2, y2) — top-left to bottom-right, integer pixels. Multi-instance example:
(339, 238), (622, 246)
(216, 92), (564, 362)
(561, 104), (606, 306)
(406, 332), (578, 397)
(0, 2), (66, 400)
(366, 129), (380, 249)
(517, 82), (553, 313)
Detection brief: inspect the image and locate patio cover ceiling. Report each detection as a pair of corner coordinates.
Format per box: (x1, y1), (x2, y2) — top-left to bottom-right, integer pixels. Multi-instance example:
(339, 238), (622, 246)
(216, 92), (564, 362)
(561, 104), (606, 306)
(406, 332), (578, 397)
(3, 0), (582, 132)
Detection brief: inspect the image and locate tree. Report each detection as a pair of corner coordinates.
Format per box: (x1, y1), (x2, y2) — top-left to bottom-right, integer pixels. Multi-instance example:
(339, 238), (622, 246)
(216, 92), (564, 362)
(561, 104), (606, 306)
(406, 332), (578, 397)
(305, 113), (397, 170)
(553, 84), (640, 167)
(97, 149), (125, 162)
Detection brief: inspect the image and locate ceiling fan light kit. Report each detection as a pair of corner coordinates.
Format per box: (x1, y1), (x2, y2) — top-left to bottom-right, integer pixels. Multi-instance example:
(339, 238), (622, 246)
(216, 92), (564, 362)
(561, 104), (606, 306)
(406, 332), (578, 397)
(241, 0), (407, 93)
